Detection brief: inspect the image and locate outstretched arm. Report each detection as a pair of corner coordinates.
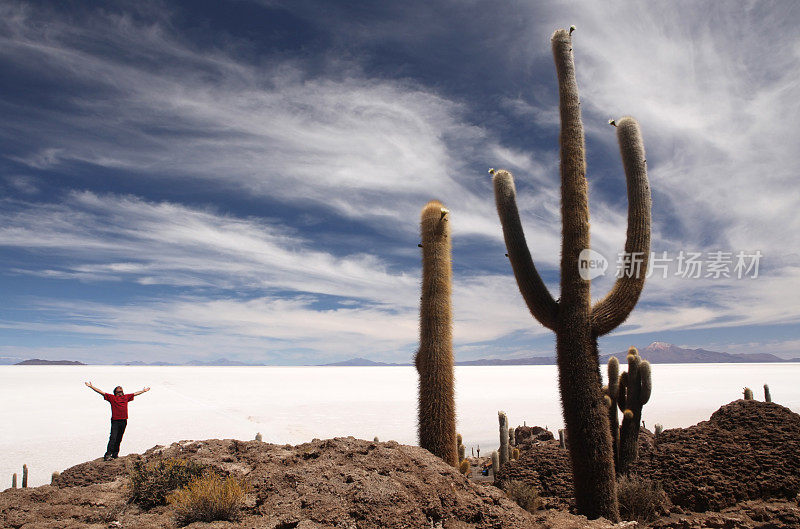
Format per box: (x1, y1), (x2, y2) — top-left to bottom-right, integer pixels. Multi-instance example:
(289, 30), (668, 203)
(85, 381), (105, 396)
(133, 387), (151, 396)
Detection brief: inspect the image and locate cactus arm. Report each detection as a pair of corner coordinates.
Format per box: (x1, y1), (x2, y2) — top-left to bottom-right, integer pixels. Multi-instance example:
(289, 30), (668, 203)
(492, 170), (559, 330)
(617, 371), (628, 412)
(551, 29), (590, 310)
(591, 117), (651, 336)
(639, 360), (652, 405)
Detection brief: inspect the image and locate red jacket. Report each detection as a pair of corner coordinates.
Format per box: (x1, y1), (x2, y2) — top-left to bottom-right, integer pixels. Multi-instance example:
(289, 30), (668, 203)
(104, 393), (134, 420)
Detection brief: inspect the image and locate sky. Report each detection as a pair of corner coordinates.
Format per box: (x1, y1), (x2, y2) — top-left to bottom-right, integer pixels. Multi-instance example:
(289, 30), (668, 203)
(1, 0), (799, 365)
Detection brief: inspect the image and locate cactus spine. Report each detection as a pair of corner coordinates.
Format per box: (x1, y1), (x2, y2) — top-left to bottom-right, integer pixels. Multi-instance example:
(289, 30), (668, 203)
(491, 450), (499, 479)
(617, 347), (652, 474)
(416, 201), (457, 467)
(22, 464), (28, 488)
(764, 384), (771, 402)
(743, 387), (753, 400)
(492, 28), (650, 521)
(498, 411), (510, 466)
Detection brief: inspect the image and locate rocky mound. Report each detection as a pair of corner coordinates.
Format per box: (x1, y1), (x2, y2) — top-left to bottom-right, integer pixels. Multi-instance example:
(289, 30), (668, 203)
(499, 400), (800, 513)
(1, 437), (622, 529)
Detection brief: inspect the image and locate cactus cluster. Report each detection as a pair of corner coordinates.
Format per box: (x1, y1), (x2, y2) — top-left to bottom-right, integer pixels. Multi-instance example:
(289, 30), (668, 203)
(613, 348), (652, 474)
(492, 27), (651, 520)
(415, 201), (458, 467)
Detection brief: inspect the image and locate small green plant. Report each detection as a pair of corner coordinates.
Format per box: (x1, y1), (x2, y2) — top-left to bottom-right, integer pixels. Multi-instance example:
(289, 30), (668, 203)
(127, 458), (208, 508)
(503, 480), (541, 513)
(168, 472), (248, 525)
(616, 475), (668, 523)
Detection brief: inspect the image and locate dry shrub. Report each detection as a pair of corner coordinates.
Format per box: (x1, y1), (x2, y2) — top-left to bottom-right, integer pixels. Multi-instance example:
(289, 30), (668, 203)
(503, 480), (541, 513)
(617, 475), (669, 523)
(168, 472), (248, 525)
(127, 458), (207, 508)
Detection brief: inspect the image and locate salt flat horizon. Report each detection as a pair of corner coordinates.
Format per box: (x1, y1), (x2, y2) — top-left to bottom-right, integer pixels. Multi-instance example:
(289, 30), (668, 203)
(2, 363), (799, 488)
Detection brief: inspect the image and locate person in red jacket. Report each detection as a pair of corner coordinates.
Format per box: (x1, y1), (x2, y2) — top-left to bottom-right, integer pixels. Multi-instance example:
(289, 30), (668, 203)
(85, 381), (150, 461)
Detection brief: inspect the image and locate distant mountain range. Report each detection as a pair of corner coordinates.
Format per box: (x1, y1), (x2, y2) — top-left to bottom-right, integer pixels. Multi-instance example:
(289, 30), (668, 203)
(14, 359), (86, 365)
(320, 357), (409, 367)
(323, 342), (800, 367)
(7, 343), (799, 367)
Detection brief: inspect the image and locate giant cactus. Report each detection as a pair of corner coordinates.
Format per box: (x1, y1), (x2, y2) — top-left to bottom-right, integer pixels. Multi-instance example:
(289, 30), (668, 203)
(616, 347), (651, 474)
(415, 200), (458, 467)
(492, 28), (651, 521)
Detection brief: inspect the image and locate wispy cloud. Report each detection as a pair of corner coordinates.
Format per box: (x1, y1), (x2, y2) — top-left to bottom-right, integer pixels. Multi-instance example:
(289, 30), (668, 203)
(1, 1), (798, 363)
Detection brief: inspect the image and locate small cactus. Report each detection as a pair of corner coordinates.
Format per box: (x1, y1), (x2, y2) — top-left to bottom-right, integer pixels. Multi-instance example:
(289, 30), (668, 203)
(491, 450), (500, 478)
(255, 432), (263, 442)
(764, 384), (772, 402)
(498, 411), (510, 465)
(459, 459), (470, 475)
(512, 447), (520, 460)
(617, 347), (652, 474)
(654, 424), (663, 436)
(604, 356), (621, 472)
(458, 443), (466, 462)
(743, 387), (753, 400)
(12, 473), (17, 488)
(456, 433), (463, 446)
(509, 427), (516, 446)
(373, 436), (379, 442)
(51, 471), (60, 484)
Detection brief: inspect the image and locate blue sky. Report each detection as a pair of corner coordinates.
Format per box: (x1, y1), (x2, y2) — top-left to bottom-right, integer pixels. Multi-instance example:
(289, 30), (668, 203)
(1, 0), (799, 364)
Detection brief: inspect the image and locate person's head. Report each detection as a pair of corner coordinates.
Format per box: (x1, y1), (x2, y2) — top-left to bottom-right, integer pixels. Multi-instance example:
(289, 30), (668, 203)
(114, 386), (124, 396)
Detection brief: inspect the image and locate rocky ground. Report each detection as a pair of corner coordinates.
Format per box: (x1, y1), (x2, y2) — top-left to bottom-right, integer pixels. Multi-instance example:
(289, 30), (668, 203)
(2, 400), (798, 528)
(1, 437), (621, 529)
(499, 399), (800, 527)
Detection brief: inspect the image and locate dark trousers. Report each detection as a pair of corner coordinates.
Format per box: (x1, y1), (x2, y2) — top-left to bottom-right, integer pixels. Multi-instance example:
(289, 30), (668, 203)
(105, 419), (128, 457)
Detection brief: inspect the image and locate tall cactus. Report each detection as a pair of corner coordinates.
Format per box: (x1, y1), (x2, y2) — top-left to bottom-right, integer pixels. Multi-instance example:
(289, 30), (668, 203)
(617, 347), (651, 474)
(492, 28), (650, 521)
(604, 356), (621, 472)
(498, 411), (510, 465)
(415, 200), (458, 467)
(764, 384), (772, 402)
(22, 464), (28, 488)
